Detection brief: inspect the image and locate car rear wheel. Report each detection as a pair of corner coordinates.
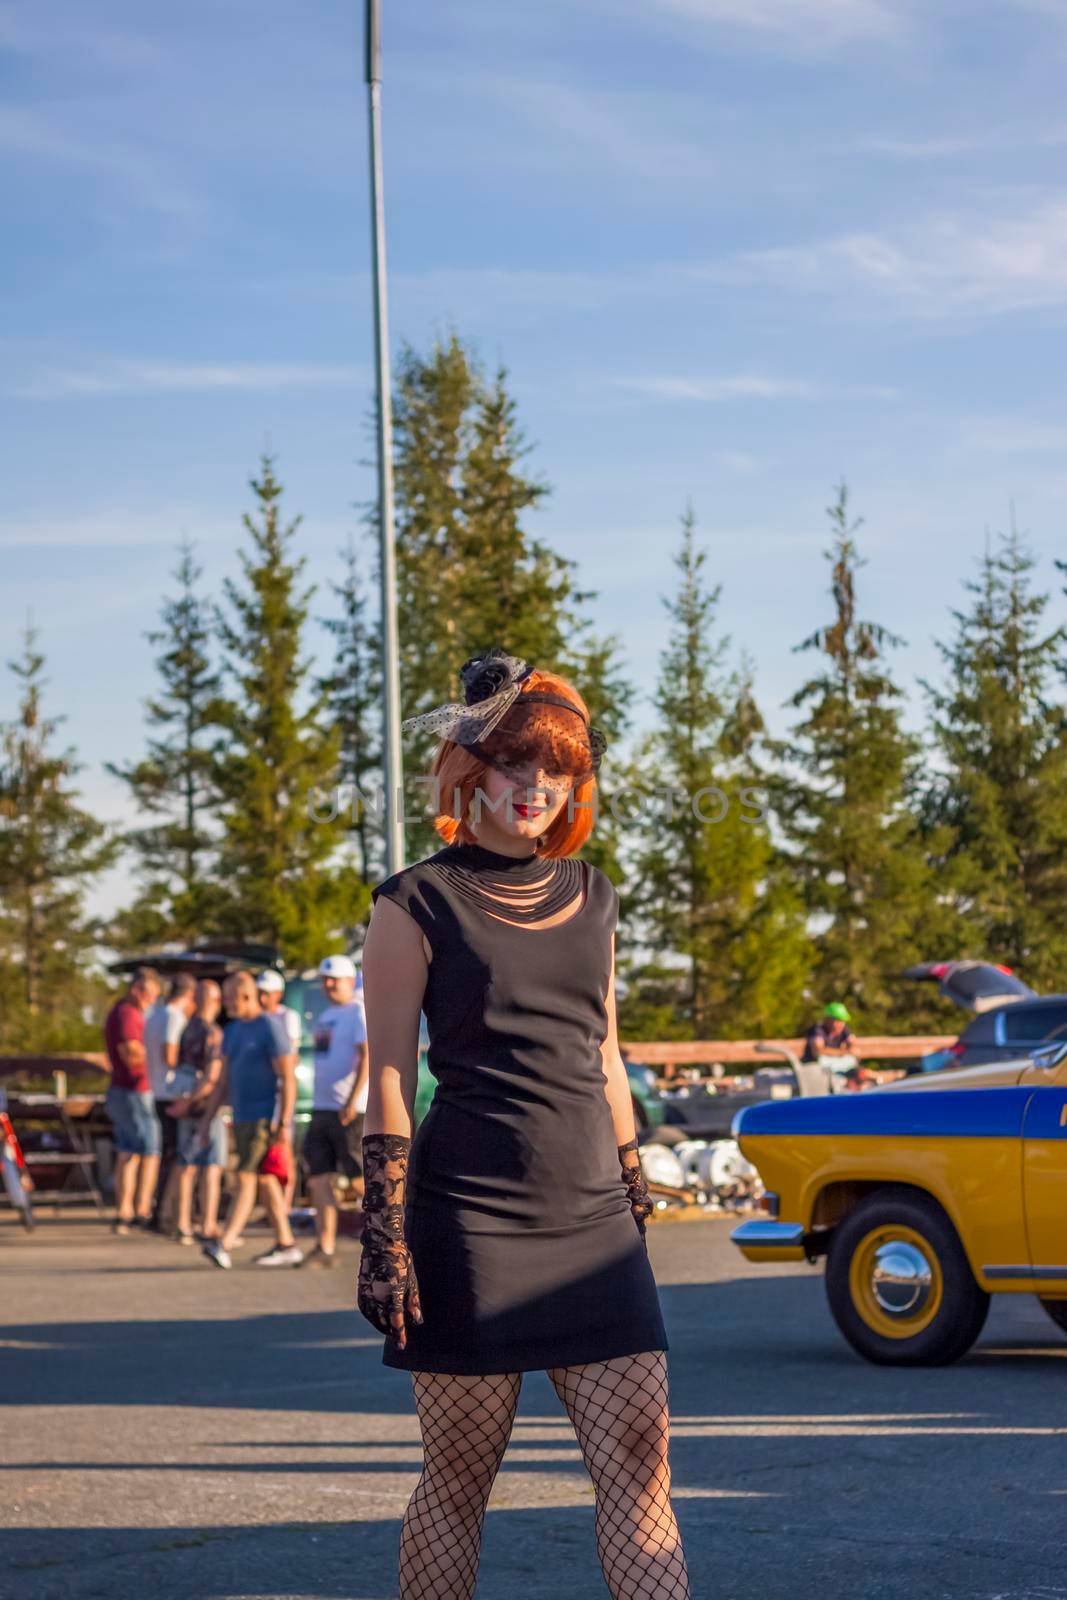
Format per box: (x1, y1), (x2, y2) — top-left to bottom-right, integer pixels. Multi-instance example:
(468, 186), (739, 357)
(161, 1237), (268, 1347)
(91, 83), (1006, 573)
(826, 1189), (989, 1366)
(1039, 1297), (1067, 1337)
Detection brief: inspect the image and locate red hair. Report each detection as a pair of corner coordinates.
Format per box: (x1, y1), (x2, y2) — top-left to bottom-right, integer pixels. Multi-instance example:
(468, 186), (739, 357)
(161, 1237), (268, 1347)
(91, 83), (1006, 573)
(429, 669), (598, 858)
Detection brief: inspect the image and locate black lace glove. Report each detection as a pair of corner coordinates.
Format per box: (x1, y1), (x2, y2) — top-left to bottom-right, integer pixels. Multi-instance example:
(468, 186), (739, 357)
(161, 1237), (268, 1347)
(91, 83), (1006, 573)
(619, 1137), (654, 1238)
(357, 1133), (423, 1349)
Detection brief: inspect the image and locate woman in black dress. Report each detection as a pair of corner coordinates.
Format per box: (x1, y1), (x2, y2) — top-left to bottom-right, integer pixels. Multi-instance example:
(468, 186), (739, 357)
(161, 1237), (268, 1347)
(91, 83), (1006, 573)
(358, 649), (691, 1600)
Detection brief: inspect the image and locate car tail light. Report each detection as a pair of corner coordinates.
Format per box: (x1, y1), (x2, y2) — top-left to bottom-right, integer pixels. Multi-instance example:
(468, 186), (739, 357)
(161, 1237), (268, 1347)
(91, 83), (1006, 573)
(996, 964), (1013, 975)
(929, 963), (948, 979)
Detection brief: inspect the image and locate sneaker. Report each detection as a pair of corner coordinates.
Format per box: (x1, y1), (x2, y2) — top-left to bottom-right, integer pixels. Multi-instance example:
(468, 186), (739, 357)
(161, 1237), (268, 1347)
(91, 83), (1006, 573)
(253, 1244), (304, 1267)
(202, 1240), (233, 1270)
(299, 1245), (337, 1269)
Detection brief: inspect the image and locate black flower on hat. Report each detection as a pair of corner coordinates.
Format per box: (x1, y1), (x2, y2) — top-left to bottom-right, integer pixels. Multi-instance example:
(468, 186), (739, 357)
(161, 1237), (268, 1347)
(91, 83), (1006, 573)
(459, 648), (528, 706)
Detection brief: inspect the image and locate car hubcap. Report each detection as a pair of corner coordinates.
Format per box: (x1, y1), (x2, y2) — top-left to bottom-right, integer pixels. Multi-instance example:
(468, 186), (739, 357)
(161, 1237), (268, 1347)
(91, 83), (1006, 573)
(871, 1241), (932, 1316)
(849, 1225), (944, 1339)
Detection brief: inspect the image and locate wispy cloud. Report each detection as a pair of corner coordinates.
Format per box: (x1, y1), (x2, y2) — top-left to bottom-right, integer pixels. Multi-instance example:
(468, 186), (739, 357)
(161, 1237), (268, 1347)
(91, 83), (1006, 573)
(612, 374), (820, 401)
(0, 108), (198, 220)
(461, 76), (719, 182)
(864, 124), (1067, 159)
(654, 0), (904, 43)
(737, 195), (1067, 316)
(957, 416), (1067, 454)
(17, 360), (368, 400)
(0, 4), (158, 68)
(610, 374), (898, 402)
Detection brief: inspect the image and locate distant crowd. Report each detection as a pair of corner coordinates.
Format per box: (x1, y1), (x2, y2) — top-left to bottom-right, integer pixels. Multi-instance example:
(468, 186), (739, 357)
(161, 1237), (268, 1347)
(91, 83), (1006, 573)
(102, 956), (368, 1270)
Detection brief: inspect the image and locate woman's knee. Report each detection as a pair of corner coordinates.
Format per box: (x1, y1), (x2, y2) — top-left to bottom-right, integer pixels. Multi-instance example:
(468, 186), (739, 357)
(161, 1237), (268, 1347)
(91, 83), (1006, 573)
(418, 1444), (502, 1514)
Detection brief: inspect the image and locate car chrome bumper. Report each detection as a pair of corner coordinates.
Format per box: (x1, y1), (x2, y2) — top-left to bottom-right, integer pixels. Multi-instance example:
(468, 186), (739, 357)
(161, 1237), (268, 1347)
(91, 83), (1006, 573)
(731, 1219), (807, 1263)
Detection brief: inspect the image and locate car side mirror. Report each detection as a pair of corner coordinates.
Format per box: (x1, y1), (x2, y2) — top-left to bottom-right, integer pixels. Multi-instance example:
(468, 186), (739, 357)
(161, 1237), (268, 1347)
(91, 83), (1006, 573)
(1029, 1041), (1067, 1071)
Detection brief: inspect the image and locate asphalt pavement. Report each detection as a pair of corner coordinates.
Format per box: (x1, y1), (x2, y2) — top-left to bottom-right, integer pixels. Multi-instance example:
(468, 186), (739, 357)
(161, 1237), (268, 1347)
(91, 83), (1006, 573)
(2, 1212), (1066, 1600)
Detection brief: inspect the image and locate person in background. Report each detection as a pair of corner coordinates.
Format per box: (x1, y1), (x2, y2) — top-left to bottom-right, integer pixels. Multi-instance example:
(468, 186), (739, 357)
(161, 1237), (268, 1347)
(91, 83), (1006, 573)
(256, 970), (302, 1054)
(144, 973), (197, 1232)
(801, 1002), (856, 1063)
(200, 970), (302, 1270)
(103, 966), (162, 1235)
(170, 979), (227, 1244)
(300, 954), (369, 1268)
(799, 998), (857, 1088)
(257, 969), (303, 1212)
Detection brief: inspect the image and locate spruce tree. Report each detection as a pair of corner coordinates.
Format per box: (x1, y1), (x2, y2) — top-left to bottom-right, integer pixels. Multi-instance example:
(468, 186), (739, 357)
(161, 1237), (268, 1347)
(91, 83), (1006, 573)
(108, 539), (221, 945)
(211, 456), (353, 965)
(922, 523), (1067, 986)
(620, 509), (811, 1040)
(777, 484), (947, 1031)
(388, 334), (632, 861)
(318, 534), (383, 887)
(0, 628), (117, 1049)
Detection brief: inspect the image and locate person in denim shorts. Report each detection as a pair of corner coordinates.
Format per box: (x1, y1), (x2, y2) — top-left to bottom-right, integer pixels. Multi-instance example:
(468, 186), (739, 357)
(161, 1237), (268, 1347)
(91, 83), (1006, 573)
(171, 980), (228, 1243)
(199, 971), (301, 1270)
(103, 966), (163, 1235)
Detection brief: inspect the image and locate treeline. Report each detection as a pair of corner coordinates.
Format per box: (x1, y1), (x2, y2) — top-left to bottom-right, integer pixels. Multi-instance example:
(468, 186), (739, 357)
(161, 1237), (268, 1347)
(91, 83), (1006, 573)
(3, 333), (1067, 1052)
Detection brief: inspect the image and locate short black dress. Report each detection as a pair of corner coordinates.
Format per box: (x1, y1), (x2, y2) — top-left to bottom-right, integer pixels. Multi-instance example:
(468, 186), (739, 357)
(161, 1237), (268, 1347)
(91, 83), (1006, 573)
(369, 840), (669, 1375)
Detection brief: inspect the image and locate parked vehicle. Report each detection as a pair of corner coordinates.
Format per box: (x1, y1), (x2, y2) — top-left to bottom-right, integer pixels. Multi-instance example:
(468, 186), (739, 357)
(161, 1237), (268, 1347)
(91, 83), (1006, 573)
(902, 960), (1067, 1072)
(730, 1038), (1067, 1366)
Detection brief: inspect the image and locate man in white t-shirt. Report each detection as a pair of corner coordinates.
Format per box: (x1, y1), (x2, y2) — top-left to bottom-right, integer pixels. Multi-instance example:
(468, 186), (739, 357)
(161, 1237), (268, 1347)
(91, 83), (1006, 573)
(300, 954), (368, 1268)
(256, 970), (303, 1053)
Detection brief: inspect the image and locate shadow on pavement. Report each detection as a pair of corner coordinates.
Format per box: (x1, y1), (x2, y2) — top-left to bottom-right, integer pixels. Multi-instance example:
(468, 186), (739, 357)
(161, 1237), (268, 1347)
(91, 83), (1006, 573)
(3, 1274), (1066, 1414)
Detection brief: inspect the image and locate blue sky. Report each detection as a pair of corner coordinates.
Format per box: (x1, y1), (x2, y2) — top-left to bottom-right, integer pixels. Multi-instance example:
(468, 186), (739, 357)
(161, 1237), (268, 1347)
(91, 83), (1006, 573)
(4, 0), (1067, 909)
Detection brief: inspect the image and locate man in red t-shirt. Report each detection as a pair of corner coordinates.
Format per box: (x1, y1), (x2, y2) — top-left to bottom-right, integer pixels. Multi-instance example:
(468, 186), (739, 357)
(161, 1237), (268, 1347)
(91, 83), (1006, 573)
(104, 966), (163, 1235)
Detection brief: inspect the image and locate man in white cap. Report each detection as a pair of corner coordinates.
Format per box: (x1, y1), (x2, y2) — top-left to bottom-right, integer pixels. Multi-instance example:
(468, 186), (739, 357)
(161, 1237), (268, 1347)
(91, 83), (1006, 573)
(256, 970), (302, 1055)
(300, 954), (368, 1268)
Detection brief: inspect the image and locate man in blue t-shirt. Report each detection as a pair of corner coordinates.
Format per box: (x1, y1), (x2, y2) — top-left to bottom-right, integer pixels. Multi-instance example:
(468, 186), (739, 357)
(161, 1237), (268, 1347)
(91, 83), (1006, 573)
(199, 970), (301, 1270)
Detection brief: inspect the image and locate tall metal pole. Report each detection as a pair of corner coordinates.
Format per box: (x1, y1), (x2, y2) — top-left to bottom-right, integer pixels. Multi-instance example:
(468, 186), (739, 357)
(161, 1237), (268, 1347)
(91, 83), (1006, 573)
(365, 0), (405, 874)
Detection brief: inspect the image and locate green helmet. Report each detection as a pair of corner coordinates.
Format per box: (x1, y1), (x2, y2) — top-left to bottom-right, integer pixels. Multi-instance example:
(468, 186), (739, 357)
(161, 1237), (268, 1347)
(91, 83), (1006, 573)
(823, 1001), (851, 1022)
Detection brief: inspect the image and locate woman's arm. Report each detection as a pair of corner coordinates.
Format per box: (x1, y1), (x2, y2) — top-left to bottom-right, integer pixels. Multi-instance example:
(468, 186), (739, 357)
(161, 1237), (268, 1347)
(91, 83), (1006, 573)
(600, 933), (654, 1235)
(362, 895), (428, 1137)
(599, 934), (638, 1147)
(357, 894), (428, 1349)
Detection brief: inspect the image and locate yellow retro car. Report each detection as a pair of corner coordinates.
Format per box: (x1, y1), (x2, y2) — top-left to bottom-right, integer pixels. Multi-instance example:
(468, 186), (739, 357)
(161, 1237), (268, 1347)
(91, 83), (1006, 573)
(730, 1038), (1067, 1365)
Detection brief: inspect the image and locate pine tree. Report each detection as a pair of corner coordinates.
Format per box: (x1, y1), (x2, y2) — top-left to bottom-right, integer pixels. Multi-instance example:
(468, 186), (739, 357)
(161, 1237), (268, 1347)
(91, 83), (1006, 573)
(211, 456), (355, 965)
(108, 539), (221, 945)
(922, 522), (1067, 986)
(388, 334), (633, 860)
(0, 628), (118, 1049)
(620, 509), (811, 1040)
(777, 484), (947, 1030)
(318, 534), (383, 887)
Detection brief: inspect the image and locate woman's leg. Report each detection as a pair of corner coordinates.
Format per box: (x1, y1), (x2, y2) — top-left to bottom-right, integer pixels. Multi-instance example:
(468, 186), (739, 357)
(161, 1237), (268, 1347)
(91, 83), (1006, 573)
(176, 1164), (196, 1236)
(200, 1165), (221, 1236)
(399, 1369), (522, 1599)
(547, 1350), (690, 1600)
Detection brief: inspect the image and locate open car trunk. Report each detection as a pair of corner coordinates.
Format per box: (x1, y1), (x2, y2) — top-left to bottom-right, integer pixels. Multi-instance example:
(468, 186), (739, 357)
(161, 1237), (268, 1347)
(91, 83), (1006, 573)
(900, 960), (1036, 1014)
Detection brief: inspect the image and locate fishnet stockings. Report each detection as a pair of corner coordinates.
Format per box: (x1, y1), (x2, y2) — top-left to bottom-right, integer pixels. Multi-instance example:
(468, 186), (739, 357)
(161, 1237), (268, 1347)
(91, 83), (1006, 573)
(548, 1351), (691, 1600)
(399, 1370), (522, 1599)
(398, 1352), (689, 1600)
